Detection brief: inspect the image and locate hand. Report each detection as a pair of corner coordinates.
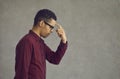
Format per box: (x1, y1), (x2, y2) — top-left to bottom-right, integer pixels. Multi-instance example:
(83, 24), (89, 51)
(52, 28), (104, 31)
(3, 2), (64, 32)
(56, 23), (67, 44)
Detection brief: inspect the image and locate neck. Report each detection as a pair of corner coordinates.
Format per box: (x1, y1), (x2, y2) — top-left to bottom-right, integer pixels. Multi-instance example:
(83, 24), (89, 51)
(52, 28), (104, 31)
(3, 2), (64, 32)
(32, 26), (41, 37)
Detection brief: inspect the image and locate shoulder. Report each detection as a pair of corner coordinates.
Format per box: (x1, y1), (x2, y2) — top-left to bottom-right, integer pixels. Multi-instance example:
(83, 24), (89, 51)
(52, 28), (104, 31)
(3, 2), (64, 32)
(17, 34), (34, 46)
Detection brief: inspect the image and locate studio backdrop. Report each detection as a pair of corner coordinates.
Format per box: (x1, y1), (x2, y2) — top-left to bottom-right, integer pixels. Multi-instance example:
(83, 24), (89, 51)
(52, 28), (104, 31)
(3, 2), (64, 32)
(0, 0), (120, 79)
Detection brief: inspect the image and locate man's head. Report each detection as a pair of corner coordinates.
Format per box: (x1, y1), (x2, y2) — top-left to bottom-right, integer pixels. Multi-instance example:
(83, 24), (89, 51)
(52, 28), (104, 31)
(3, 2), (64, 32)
(33, 9), (57, 38)
(33, 9), (57, 26)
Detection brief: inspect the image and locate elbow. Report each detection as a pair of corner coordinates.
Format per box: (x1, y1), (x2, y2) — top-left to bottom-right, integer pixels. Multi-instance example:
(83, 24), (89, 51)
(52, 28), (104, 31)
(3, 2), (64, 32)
(53, 62), (60, 65)
(48, 60), (61, 65)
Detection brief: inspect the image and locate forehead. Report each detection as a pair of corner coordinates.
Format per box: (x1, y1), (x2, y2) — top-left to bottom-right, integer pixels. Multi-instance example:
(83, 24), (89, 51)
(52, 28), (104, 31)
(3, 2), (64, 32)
(48, 19), (56, 25)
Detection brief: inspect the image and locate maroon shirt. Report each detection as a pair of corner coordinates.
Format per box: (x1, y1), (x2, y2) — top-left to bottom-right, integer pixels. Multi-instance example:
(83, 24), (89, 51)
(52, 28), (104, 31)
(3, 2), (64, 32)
(14, 30), (68, 79)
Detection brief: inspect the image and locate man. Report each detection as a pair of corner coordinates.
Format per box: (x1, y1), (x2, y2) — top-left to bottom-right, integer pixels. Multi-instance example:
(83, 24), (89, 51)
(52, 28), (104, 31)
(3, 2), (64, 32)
(14, 9), (68, 79)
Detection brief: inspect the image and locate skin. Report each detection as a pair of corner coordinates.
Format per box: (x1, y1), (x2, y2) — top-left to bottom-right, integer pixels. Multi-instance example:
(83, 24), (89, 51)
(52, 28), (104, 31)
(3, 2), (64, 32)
(32, 19), (67, 44)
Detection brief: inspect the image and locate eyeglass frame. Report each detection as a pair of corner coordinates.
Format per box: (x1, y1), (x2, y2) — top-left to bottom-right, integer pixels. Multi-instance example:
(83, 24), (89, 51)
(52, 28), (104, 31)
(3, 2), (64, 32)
(44, 21), (54, 30)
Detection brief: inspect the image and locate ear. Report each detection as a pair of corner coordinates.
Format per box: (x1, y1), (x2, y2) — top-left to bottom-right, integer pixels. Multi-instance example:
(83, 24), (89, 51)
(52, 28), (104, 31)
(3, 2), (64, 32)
(38, 20), (45, 27)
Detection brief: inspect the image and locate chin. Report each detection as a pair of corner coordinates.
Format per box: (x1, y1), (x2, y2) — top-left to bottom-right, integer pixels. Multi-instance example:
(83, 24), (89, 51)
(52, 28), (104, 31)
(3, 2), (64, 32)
(43, 35), (49, 38)
(42, 33), (50, 38)
(43, 36), (47, 38)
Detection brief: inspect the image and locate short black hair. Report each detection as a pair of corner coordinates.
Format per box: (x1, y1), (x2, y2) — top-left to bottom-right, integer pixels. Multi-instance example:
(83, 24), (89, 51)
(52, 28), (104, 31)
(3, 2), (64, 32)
(33, 9), (57, 26)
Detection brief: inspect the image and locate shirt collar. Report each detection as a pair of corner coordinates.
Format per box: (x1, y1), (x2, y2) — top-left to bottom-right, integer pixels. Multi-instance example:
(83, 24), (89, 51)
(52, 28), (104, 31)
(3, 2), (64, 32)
(29, 30), (44, 42)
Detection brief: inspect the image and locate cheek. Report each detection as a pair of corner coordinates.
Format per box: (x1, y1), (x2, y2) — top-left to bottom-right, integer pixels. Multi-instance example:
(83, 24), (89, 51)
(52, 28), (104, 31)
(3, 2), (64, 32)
(43, 27), (51, 34)
(46, 27), (51, 32)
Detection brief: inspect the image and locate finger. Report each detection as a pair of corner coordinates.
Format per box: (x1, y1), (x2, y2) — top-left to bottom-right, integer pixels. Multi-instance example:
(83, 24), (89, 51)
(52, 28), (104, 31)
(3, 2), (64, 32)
(56, 30), (62, 37)
(56, 23), (62, 29)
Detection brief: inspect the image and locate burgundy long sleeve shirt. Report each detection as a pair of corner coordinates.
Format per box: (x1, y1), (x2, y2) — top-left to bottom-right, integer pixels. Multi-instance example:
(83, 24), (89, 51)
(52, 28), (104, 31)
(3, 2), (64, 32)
(14, 30), (68, 79)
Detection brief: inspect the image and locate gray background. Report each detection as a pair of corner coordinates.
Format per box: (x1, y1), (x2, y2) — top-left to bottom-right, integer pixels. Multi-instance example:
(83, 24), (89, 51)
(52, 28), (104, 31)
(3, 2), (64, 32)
(0, 0), (120, 79)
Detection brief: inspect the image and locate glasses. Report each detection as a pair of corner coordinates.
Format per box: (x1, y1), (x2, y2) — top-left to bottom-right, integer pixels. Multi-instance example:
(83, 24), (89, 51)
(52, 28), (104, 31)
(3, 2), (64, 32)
(44, 21), (54, 30)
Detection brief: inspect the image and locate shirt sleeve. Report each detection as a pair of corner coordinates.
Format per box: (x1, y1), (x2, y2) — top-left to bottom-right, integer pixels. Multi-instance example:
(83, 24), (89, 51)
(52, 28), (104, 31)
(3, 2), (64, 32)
(14, 39), (32, 79)
(45, 40), (68, 65)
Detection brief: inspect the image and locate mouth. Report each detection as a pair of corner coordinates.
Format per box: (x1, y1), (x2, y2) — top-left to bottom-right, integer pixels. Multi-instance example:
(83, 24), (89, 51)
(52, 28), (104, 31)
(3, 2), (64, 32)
(47, 33), (51, 36)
